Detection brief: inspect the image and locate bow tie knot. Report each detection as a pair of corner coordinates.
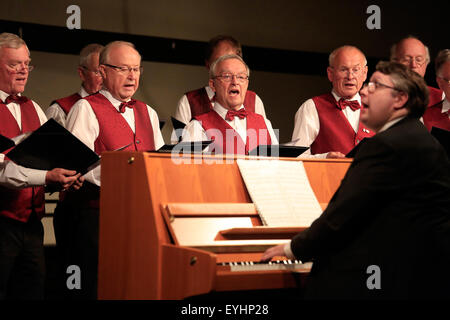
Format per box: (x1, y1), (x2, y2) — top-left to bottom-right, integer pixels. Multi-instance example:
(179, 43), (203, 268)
(4, 95), (29, 105)
(119, 99), (136, 113)
(337, 98), (361, 111)
(225, 108), (248, 121)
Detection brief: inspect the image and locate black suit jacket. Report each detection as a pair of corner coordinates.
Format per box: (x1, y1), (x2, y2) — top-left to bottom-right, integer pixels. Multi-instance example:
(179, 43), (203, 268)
(291, 117), (450, 299)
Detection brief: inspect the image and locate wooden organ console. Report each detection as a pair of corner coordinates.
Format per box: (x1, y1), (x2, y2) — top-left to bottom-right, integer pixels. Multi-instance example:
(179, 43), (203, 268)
(97, 152), (351, 299)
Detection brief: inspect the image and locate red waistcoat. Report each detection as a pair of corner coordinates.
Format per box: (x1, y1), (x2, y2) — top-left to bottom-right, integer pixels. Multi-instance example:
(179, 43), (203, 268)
(428, 86), (444, 108)
(186, 87), (257, 119)
(0, 100), (45, 222)
(423, 100), (450, 131)
(195, 109), (271, 155)
(311, 93), (374, 155)
(85, 93), (155, 154)
(52, 93), (82, 115)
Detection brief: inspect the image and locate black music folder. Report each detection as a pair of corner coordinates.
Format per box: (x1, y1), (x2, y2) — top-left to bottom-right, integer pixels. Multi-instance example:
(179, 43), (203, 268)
(159, 120), (166, 130)
(6, 118), (99, 174)
(248, 145), (309, 158)
(431, 126), (450, 158)
(0, 134), (15, 153)
(155, 140), (213, 153)
(171, 117), (186, 142)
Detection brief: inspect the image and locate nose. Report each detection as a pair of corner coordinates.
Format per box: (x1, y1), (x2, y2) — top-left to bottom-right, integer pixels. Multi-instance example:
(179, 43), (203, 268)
(230, 75), (239, 84)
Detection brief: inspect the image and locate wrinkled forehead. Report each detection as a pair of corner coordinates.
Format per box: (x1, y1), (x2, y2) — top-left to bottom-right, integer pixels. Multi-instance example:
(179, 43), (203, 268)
(333, 49), (366, 68)
(396, 39), (427, 57)
(0, 44), (30, 61)
(216, 58), (247, 74)
(107, 45), (141, 65)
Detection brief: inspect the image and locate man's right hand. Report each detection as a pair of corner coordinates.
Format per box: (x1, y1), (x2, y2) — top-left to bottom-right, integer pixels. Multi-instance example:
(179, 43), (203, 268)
(326, 151), (346, 159)
(45, 168), (81, 190)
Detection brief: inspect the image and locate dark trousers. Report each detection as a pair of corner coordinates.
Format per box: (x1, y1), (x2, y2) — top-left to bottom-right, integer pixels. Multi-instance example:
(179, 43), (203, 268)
(0, 214), (45, 300)
(53, 184), (99, 300)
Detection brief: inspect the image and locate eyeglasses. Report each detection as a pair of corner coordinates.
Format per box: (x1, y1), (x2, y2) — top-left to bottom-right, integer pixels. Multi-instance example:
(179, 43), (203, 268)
(214, 73), (249, 83)
(363, 81), (402, 93)
(331, 65), (366, 77)
(7, 64), (34, 73)
(396, 56), (428, 67)
(80, 65), (101, 76)
(437, 76), (450, 86)
(102, 63), (143, 74)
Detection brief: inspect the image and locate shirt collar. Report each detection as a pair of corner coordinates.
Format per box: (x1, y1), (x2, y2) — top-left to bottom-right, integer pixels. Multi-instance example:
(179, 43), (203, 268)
(331, 91), (361, 105)
(378, 116), (406, 133)
(442, 99), (450, 114)
(99, 89), (132, 111)
(213, 102), (245, 121)
(79, 86), (89, 98)
(206, 86), (215, 101)
(0, 90), (23, 104)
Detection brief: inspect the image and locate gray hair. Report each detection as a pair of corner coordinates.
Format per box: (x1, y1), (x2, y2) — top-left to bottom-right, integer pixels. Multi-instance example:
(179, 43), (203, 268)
(209, 54), (250, 79)
(79, 43), (104, 67)
(435, 49), (450, 77)
(99, 41), (140, 65)
(390, 36), (430, 63)
(0, 32), (29, 57)
(328, 45), (367, 67)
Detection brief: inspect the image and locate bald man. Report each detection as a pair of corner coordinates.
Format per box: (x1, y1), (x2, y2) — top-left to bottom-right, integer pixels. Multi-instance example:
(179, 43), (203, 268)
(291, 45), (374, 158)
(390, 37), (444, 107)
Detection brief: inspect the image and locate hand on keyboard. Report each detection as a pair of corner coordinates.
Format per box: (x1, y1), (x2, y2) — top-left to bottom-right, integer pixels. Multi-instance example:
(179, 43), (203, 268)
(260, 244), (286, 262)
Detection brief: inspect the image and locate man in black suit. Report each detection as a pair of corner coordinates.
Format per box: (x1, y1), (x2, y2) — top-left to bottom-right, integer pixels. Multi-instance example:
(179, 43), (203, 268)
(262, 61), (450, 299)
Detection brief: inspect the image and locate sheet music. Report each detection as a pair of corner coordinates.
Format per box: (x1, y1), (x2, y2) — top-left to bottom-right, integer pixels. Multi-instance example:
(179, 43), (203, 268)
(237, 159), (323, 227)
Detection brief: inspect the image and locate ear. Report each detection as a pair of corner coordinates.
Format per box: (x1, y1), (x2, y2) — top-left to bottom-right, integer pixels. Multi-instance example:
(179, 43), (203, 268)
(362, 65), (368, 82)
(209, 78), (216, 92)
(326, 66), (334, 83)
(78, 67), (85, 82)
(392, 91), (409, 110)
(99, 65), (107, 80)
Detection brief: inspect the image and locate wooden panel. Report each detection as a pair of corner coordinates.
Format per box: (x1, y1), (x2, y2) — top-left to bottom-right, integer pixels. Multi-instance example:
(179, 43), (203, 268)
(98, 152), (351, 299)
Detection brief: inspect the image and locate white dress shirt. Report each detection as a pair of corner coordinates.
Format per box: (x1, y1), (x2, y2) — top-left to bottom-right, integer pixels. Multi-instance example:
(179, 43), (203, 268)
(291, 91), (362, 158)
(45, 87), (89, 128)
(66, 89), (165, 186)
(442, 99), (450, 116)
(181, 102), (278, 153)
(171, 86), (267, 143)
(0, 90), (48, 189)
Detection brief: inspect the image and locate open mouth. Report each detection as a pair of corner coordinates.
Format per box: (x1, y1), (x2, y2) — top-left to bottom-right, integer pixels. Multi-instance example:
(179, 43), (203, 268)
(229, 89), (240, 96)
(362, 103), (369, 109)
(344, 83), (356, 89)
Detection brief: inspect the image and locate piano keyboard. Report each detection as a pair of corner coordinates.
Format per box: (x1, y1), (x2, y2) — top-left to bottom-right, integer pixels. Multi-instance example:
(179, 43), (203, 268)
(220, 260), (312, 272)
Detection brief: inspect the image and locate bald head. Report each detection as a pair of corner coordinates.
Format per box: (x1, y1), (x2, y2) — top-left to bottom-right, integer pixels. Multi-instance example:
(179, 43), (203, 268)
(327, 46), (368, 99)
(391, 37), (430, 77)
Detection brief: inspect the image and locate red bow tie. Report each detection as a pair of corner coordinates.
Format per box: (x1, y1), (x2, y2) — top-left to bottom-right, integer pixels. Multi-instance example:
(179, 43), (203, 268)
(119, 99), (136, 113)
(4, 95), (29, 105)
(225, 108), (248, 121)
(337, 98), (361, 111)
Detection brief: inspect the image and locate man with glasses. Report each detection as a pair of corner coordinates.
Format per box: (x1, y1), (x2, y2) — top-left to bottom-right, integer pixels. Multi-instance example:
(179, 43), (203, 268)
(172, 35), (266, 143)
(182, 54), (277, 154)
(390, 36), (444, 107)
(0, 32), (83, 299)
(262, 61), (450, 299)
(291, 45), (374, 158)
(423, 49), (450, 131)
(62, 41), (164, 299)
(46, 44), (104, 127)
